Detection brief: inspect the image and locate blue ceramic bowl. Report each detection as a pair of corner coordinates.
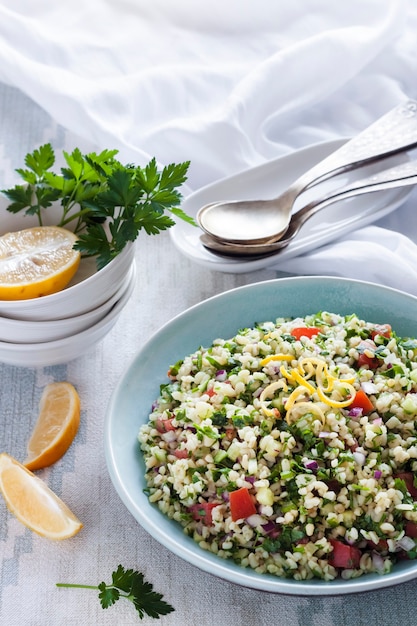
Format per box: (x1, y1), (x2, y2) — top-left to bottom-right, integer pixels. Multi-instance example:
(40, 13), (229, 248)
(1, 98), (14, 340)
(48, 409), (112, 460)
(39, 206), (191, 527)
(104, 276), (417, 595)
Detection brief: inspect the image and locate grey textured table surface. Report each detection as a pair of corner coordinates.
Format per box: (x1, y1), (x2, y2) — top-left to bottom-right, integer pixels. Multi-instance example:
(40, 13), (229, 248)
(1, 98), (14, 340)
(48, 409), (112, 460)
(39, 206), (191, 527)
(1, 85), (417, 626)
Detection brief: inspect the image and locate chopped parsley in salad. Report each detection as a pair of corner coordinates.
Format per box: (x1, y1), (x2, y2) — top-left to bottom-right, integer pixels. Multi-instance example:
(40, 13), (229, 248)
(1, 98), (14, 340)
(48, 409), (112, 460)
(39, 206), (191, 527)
(138, 312), (417, 581)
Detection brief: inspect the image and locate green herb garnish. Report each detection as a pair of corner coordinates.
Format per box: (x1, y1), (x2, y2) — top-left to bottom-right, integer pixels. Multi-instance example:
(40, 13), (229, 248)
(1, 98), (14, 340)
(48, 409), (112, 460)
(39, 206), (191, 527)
(2, 143), (194, 269)
(56, 564), (175, 620)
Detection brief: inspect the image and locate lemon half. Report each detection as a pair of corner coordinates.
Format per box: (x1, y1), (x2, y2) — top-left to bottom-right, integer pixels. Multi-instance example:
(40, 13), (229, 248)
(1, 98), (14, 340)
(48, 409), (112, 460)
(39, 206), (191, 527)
(0, 226), (80, 300)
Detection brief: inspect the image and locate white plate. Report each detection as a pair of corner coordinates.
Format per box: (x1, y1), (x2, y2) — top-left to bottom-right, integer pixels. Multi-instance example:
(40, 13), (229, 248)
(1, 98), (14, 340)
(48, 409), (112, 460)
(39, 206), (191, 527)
(170, 139), (412, 273)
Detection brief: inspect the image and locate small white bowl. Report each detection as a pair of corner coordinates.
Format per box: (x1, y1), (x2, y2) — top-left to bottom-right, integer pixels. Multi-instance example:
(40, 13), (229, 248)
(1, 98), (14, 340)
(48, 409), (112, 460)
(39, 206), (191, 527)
(0, 262), (136, 343)
(0, 263), (136, 367)
(0, 199), (135, 321)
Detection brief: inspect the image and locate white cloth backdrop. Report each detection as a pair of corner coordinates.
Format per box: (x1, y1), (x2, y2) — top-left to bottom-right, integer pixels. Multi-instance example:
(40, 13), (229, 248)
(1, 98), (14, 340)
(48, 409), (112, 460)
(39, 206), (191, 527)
(0, 0), (417, 291)
(0, 0), (413, 182)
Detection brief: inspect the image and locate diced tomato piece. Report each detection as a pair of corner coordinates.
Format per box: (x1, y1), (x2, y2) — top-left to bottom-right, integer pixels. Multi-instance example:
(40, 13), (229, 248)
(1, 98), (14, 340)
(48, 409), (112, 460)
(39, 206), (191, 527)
(189, 501), (220, 525)
(229, 487), (257, 522)
(397, 551), (412, 561)
(205, 388), (216, 398)
(405, 521), (417, 538)
(173, 448), (188, 459)
(367, 538), (389, 552)
(357, 353), (379, 369)
(394, 471), (417, 498)
(328, 539), (362, 569)
(356, 339), (379, 370)
(371, 324), (392, 340)
(348, 389), (374, 414)
(290, 327), (321, 340)
(155, 417), (176, 433)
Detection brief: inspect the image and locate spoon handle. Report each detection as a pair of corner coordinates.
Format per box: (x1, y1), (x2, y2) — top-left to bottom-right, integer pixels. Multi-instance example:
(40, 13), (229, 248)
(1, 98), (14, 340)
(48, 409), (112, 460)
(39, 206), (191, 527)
(292, 100), (417, 194)
(281, 157), (417, 244)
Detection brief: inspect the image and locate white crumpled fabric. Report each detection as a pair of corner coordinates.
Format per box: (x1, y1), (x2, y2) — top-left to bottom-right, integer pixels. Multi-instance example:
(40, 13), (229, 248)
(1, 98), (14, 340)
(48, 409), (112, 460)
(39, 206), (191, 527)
(0, 0), (417, 290)
(276, 226), (417, 288)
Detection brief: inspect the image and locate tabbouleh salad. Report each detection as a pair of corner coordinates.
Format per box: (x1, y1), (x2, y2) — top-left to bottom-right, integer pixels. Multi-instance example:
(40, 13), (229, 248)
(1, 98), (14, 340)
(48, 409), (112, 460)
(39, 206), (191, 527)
(138, 311), (417, 581)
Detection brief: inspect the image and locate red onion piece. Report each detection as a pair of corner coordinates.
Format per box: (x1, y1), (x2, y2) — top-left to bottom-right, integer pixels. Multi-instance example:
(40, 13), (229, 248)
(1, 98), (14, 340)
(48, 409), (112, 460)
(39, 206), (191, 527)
(261, 520), (276, 533)
(372, 552), (385, 573)
(304, 459), (319, 471)
(397, 536), (415, 552)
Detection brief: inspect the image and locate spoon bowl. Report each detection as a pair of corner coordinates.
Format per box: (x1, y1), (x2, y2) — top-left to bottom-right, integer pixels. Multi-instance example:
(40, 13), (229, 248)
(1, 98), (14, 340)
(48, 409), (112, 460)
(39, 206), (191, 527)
(198, 196), (292, 244)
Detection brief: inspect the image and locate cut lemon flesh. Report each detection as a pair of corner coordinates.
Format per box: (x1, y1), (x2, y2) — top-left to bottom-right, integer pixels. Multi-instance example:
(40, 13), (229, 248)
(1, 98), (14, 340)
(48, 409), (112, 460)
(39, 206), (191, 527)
(24, 382), (81, 471)
(0, 453), (82, 540)
(0, 226), (80, 300)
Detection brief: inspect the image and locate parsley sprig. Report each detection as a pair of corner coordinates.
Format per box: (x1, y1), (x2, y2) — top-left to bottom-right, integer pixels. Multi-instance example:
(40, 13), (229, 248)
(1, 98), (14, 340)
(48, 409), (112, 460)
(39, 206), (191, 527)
(56, 564), (174, 620)
(1, 144), (194, 269)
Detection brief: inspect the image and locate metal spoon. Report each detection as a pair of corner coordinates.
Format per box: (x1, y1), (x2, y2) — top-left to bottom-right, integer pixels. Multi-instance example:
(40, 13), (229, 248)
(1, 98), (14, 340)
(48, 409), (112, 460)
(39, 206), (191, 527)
(197, 99), (417, 245)
(200, 157), (417, 258)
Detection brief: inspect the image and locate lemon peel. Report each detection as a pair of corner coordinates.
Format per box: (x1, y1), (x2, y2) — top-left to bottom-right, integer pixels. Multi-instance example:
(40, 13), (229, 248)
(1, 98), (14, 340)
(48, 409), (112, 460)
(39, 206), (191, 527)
(259, 354), (293, 366)
(258, 355), (358, 420)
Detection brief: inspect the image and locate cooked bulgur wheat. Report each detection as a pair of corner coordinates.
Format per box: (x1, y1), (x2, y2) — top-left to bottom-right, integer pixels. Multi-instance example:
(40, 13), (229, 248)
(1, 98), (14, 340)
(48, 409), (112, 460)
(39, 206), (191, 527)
(138, 312), (417, 581)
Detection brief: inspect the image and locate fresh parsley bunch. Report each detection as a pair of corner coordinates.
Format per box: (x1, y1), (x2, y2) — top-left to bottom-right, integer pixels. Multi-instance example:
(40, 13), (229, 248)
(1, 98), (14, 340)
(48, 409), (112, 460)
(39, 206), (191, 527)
(57, 564), (175, 620)
(1, 144), (193, 269)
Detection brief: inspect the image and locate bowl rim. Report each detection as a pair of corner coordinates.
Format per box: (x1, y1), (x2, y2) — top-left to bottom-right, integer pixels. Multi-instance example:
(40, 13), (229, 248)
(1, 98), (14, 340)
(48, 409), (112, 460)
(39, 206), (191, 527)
(104, 275), (417, 596)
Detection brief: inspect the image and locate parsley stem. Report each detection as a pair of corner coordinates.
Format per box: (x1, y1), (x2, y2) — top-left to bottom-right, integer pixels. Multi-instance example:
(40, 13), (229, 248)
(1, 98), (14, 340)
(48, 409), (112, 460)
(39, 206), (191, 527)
(55, 583), (98, 589)
(59, 208), (94, 229)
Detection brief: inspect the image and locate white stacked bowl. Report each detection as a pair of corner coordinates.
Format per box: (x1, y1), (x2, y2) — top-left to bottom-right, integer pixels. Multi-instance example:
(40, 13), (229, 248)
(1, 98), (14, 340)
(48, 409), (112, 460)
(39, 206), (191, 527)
(0, 205), (136, 366)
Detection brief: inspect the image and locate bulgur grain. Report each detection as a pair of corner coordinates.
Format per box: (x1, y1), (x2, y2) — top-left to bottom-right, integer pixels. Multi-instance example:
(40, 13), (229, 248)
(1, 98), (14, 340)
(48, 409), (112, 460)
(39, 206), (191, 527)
(138, 312), (417, 581)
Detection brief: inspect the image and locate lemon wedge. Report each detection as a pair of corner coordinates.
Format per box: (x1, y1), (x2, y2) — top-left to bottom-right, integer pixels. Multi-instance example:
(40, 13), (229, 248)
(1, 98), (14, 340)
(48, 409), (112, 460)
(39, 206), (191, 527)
(0, 226), (80, 300)
(0, 453), (82, 540)
(24, 382), (81, 471)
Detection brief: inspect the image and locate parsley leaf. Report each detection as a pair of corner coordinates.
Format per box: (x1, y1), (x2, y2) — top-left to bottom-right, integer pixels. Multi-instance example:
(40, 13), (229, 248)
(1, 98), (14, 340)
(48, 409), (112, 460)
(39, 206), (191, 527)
(98, 582), (120, 607)
(2, 144), (194, 270)
(57, 564), (175, 620)
(24, 143), (56, 176)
